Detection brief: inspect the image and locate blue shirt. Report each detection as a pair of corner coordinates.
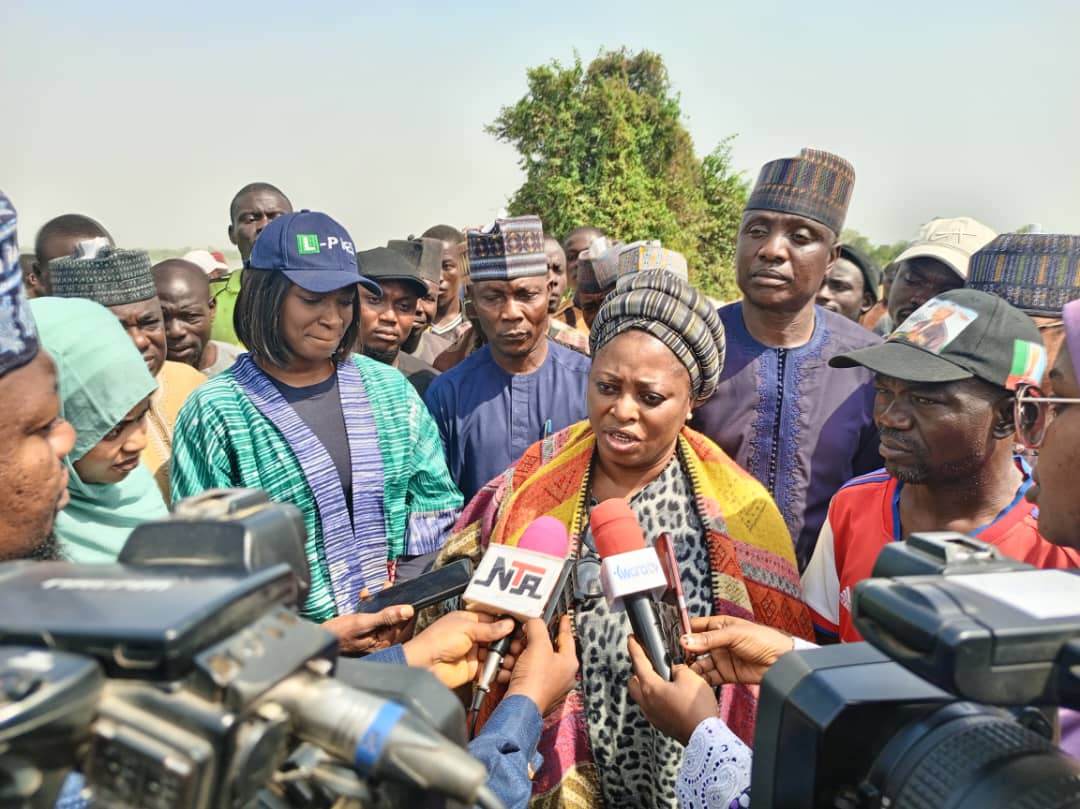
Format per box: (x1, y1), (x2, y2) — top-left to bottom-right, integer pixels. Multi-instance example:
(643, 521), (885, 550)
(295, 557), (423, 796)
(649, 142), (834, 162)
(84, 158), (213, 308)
(425, 339), (591, 503)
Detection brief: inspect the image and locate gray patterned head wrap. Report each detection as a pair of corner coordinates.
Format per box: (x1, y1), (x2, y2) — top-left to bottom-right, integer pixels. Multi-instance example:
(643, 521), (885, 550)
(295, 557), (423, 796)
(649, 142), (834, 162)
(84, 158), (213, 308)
(590, 270), (725, 401)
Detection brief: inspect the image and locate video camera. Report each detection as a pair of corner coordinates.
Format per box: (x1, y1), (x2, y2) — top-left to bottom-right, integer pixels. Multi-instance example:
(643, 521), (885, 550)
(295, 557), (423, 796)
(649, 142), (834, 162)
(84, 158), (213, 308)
(0, 489), (500, 809)
(753, 532), (1080, 809)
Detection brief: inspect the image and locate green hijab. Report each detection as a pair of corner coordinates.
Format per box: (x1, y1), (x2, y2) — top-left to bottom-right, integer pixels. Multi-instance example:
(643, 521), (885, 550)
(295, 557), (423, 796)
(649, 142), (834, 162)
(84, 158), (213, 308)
(31, 297), (168, 562)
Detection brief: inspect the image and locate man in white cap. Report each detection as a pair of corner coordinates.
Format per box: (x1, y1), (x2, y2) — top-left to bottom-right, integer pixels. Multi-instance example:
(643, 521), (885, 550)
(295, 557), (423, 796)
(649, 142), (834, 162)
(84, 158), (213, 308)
(182, 248), (230, 281)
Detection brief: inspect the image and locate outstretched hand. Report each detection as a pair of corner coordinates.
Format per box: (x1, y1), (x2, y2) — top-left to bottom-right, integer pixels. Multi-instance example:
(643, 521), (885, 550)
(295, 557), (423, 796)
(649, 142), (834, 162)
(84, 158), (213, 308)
(683, 615), (795, 687)
(322, 603), (415, 656)
(505, 616), (579, 716)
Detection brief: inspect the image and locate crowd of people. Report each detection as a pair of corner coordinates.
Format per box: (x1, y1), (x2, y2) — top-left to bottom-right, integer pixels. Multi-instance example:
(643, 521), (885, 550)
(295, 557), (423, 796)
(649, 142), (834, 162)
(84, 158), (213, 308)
(4, 142), (1080, 809)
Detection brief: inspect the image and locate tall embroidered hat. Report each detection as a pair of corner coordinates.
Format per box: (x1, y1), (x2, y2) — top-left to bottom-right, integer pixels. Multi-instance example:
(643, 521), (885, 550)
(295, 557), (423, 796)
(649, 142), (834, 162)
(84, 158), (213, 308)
(49, 242), (158, 307)
(831, 288), (1046, 391)
(612, 241), (689, 286)
(0, 191), (40, 376)
(966, 233), (1080, 317)
(387, 237), (442, 285)
(745, 147), (855, 235)
(464, 216), (547, 283)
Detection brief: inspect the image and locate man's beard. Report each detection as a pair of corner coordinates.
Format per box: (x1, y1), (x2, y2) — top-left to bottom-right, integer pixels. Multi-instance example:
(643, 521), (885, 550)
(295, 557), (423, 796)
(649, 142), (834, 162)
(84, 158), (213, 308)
(361, 343), (399, 365)
(29, 531), (65, 561)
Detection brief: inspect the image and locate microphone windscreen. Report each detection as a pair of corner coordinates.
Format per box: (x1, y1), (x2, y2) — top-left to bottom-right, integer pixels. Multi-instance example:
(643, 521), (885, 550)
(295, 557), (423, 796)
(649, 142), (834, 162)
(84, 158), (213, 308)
(590, 498), (647, 558)
(516, 516), (570, 559)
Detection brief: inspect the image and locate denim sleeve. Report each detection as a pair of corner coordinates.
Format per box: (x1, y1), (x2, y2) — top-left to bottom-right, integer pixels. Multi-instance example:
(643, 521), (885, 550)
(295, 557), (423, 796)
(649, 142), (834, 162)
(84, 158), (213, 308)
(467, 695), (544, 809)
(366, 645), (408, 666)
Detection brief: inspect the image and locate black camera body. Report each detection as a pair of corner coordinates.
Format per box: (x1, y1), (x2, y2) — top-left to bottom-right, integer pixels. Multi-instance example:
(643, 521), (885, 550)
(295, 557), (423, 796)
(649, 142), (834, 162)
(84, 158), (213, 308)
(752, 532), (1080, 809)
(0, 490), (487, 809)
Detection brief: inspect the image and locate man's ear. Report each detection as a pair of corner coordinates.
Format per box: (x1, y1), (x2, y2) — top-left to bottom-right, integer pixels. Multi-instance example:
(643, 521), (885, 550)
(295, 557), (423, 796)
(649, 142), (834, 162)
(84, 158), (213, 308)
(208, 294), (217, 324)
(860, 292), (875, 316)
(227, 224), (237, 246)
(992, 393), (1017, 440)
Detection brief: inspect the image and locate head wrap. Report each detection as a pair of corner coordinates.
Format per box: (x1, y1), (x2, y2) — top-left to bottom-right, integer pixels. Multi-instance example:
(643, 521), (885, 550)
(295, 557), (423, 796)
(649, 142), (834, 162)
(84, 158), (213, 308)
(50, 243), (157, 306)
(613, 241), (689, 285)
(30, 296), (165, 563)
(0, 191), (39, 376)
(837, 244), (882, 304)
(387, 237), (443, 285)
(590, 270), (725, 401)
(745, 147), (855, 235)
(967, 234), (1080, 317)
(1064, 300), (1080, 387)
(466, 216), (547, 282)
(577, 237), (623, 294)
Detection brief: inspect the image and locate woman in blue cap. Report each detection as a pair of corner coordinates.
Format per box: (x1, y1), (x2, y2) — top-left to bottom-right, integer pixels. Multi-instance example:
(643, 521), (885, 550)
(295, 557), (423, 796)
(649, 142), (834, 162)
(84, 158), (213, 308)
(170, 211), (463, 649)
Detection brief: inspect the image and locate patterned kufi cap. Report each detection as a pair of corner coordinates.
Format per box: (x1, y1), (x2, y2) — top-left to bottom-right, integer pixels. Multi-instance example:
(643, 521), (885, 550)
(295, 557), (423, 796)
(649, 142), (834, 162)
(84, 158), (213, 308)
(613, 241), (689, 285)
(465, 216), (546, 282)
(746, 147), (855, 235)
(0, 191), (40, 376)
(591, 270), (725, 402)
(967, 234), (1080, 317)
(577, 237), (623, 294)
(387, 236), (443, 285)
(50, 242), (157, 306)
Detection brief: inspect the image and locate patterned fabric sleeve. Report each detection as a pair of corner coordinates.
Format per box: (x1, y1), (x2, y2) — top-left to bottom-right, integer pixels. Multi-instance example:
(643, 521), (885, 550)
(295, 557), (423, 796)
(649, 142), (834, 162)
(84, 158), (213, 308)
(677, 717), (753, 809)
(403, 383), (464, 556)
(170, 385), (237, 502)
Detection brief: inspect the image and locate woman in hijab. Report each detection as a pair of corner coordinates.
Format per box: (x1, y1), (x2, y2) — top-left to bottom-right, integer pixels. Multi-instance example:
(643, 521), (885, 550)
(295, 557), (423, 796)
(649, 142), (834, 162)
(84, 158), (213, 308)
(31, 297), (167, 562)
(432, 270), (812, 809)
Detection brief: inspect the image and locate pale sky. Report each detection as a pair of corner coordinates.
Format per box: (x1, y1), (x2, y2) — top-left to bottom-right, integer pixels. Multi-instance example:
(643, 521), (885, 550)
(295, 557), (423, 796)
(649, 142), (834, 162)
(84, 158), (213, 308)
(6, 0), (1079, 256)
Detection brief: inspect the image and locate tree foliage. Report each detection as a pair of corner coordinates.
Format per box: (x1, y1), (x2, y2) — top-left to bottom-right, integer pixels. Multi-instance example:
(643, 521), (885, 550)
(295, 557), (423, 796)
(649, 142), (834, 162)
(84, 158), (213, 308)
(838, 229), (909, 271)
(488, 49), (747, 300)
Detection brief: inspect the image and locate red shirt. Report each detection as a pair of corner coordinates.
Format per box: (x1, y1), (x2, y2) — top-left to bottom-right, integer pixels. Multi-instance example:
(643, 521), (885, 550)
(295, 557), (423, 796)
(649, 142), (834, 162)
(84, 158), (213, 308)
(802, 464), (1080, 642)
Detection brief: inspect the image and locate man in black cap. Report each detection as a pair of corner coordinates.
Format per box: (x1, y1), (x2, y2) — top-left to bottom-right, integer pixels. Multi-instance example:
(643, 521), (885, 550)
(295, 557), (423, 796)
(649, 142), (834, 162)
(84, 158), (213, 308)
(357, 246), (440, 397)
(0, 192), (77, 560)
(816, 244), (880, 324)
(802, 289), (1080, 643)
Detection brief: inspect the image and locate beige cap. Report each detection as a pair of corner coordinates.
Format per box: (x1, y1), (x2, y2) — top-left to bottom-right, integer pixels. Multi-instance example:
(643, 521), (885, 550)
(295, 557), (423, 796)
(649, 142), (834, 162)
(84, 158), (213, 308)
(893, 217), (997, 281)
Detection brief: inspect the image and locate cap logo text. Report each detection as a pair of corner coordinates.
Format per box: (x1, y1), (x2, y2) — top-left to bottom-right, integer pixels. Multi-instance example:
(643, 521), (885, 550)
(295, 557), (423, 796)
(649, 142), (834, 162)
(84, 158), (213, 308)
(296, 234), (321, 254)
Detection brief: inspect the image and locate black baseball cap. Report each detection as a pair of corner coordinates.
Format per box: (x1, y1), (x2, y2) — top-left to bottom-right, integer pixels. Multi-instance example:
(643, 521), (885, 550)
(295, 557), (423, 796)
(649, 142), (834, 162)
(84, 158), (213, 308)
(837, 244), (881, 304)
(356, 247), (427, 297)
(829, 288), (1047, 391)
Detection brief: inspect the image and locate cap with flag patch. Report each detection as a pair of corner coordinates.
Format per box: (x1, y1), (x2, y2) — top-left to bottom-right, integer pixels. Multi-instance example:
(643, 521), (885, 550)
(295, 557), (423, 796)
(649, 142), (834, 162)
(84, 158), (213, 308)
(245, 210), (379, 295)
(829, 288), (1046, 391)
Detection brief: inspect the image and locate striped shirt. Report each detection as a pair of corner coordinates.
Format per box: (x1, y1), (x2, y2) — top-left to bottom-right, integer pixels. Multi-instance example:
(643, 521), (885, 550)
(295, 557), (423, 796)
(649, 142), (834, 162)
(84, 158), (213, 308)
(171, 353), (462, 622)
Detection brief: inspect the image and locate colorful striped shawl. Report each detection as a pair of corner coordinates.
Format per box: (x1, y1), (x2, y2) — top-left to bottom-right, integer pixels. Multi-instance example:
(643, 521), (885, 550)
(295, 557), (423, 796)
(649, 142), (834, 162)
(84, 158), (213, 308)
(436, 421), (812, 808)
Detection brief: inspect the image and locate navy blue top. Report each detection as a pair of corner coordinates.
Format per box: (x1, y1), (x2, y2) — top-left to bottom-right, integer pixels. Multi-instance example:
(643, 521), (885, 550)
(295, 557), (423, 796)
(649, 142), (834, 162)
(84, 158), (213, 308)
(425, 339), (591, 503)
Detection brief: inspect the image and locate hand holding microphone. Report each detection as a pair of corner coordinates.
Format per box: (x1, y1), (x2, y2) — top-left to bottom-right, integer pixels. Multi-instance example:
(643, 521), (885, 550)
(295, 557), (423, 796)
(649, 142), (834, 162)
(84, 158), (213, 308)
(462, 516), (571, 716)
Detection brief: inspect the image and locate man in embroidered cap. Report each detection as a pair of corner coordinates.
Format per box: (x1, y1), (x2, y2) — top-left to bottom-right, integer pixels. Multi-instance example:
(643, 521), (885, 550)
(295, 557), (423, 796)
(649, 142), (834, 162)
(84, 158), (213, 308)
(803, 289), (1080, 642)
(49, 243), (206, 501)
(691, 147), (882, 570)
(30, 212), (113, 296)
(424, 215), (591, 502)
(966, 233), (1080, 388)
(357, 245), (440, 397)
(885, 215), (997, 333)
(0, 192), (77, 560)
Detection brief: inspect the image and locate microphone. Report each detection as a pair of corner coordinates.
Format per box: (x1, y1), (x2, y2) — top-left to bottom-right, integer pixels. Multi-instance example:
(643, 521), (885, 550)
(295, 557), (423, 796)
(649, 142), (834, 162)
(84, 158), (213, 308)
(591, 498), (678, 681)
(464, 516), (570, 717)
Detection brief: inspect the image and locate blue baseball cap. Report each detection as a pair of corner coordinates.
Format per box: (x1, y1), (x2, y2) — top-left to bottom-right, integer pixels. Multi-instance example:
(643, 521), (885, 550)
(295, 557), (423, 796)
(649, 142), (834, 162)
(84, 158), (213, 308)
(245, 210), (380, 295)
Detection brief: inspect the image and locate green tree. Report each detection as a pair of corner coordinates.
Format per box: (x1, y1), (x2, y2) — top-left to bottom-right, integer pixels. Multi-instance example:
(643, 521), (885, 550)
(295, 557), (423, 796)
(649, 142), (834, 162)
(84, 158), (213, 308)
(839, 228), (909, 270)
(488, 49), (747, 300)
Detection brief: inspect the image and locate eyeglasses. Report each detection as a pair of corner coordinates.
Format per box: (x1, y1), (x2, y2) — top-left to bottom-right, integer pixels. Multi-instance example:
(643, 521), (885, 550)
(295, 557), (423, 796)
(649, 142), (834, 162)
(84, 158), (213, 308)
(1014, 385), (1080, 448)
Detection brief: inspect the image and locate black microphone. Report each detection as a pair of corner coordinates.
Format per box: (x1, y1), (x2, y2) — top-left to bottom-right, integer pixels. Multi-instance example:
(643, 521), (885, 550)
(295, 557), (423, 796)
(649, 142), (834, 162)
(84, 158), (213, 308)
(591, 498), (679, 681)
